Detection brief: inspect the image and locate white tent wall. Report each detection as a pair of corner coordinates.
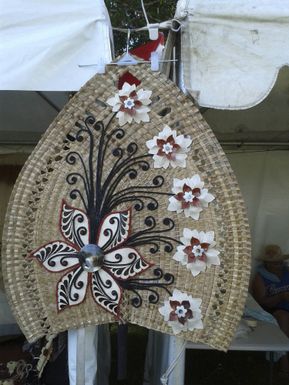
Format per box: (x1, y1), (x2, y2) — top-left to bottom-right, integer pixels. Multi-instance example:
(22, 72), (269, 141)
(0, 91), (69, 144)
(228, 150), (289, 263)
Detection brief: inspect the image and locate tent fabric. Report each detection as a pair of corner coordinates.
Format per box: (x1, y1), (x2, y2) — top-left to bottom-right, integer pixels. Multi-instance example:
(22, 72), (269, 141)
(68, 325), (110, 385)
(0, 0), (113, 91)
(176, 0), (289, 109)
(227, 150), (289, 264)
(130, 33), (165, 61)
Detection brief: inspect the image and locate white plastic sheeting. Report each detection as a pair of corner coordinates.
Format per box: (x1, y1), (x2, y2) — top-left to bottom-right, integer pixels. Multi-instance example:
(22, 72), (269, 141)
(68, 325), (110, 385)
(176, 0), (289, 109)
(0, 0), (113, 91)
(228, 150), (289, 262)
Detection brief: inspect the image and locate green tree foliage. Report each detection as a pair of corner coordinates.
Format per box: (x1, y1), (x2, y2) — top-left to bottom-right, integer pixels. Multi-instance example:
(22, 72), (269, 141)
(104, 1), (177, 54)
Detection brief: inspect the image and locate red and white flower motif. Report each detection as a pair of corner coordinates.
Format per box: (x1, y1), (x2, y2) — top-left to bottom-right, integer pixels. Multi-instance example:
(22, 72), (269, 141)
(30, 201), (151, 316)
(146, 125), (192, 169)
(159, 289), (203, 334)
(168, 175), (215, 220)
(173, 229), (220, 276)
(106, 82), (152, 126)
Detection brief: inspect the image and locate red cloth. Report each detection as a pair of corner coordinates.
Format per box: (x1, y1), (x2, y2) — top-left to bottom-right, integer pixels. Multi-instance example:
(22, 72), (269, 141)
(130, 32), (165, 61)
(117, 33), (165, 89)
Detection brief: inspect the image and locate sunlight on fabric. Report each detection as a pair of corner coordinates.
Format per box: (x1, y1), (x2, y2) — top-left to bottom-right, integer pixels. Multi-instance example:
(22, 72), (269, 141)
(176, 0), (289, 109)
(0, 0), (113, 91)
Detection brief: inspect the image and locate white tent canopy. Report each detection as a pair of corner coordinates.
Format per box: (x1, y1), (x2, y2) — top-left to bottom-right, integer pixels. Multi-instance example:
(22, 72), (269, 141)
(0, 0), (112, 91)
(176, 0), (289, 109)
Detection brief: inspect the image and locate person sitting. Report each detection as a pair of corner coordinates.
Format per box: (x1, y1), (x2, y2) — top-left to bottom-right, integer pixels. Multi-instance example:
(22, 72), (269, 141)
(252, 244), (289, 379)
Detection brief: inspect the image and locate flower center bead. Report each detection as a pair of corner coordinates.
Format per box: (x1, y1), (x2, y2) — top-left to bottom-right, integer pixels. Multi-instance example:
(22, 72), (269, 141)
(183, 191), (193, 203)
(192, 245), (204, 258)
(175, 305), (187, 318)
(124, 98), (135, 109)
(79, 244), (105, 272)
(162, 142), (174, 154)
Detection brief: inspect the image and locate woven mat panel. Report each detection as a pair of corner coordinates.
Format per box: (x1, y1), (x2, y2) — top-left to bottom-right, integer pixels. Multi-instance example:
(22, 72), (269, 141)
(2, 66), (251, 350)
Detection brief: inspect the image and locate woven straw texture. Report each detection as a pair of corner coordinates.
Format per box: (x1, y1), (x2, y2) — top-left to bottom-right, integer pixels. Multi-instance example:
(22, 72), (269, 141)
(2, 66), (251, 351)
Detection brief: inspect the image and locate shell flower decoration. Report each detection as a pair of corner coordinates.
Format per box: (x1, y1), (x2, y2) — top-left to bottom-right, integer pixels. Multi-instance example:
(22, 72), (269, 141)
(106, 82), (152, 126)
(30, 202), (151, 315)
(146, 125), (192, 169)
(173, 229), (220, 276)
(168, 174), (215, 220)
(159, 289), (203, 334)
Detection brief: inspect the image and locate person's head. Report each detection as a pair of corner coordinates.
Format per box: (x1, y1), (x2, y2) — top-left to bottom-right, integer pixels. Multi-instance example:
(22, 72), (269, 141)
(259, 244), (289, 272)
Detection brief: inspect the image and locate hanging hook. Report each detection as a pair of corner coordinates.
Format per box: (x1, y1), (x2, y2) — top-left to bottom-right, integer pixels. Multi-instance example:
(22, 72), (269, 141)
(171, 19), (182, 32)
(141, 0), (159, 40)
(112, 28), (138, 66)
(126, 28), (131, 53)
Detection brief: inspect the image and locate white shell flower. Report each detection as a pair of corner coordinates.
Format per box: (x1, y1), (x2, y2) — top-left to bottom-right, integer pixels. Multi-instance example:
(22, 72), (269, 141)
(106, 82), (152, 126)
(146, 125), (192, 169)
(159, 289), (203, 334)
(168, 174), (215, 220)
(173, 229), (220, 276)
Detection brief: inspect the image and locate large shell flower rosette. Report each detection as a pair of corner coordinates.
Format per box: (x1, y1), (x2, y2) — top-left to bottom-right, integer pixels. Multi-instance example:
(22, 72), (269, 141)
(30, 201), (151, 317)
(173, 229), (220, 276)
(159, 289), (203, 334)
(106, 82), (152, 126)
